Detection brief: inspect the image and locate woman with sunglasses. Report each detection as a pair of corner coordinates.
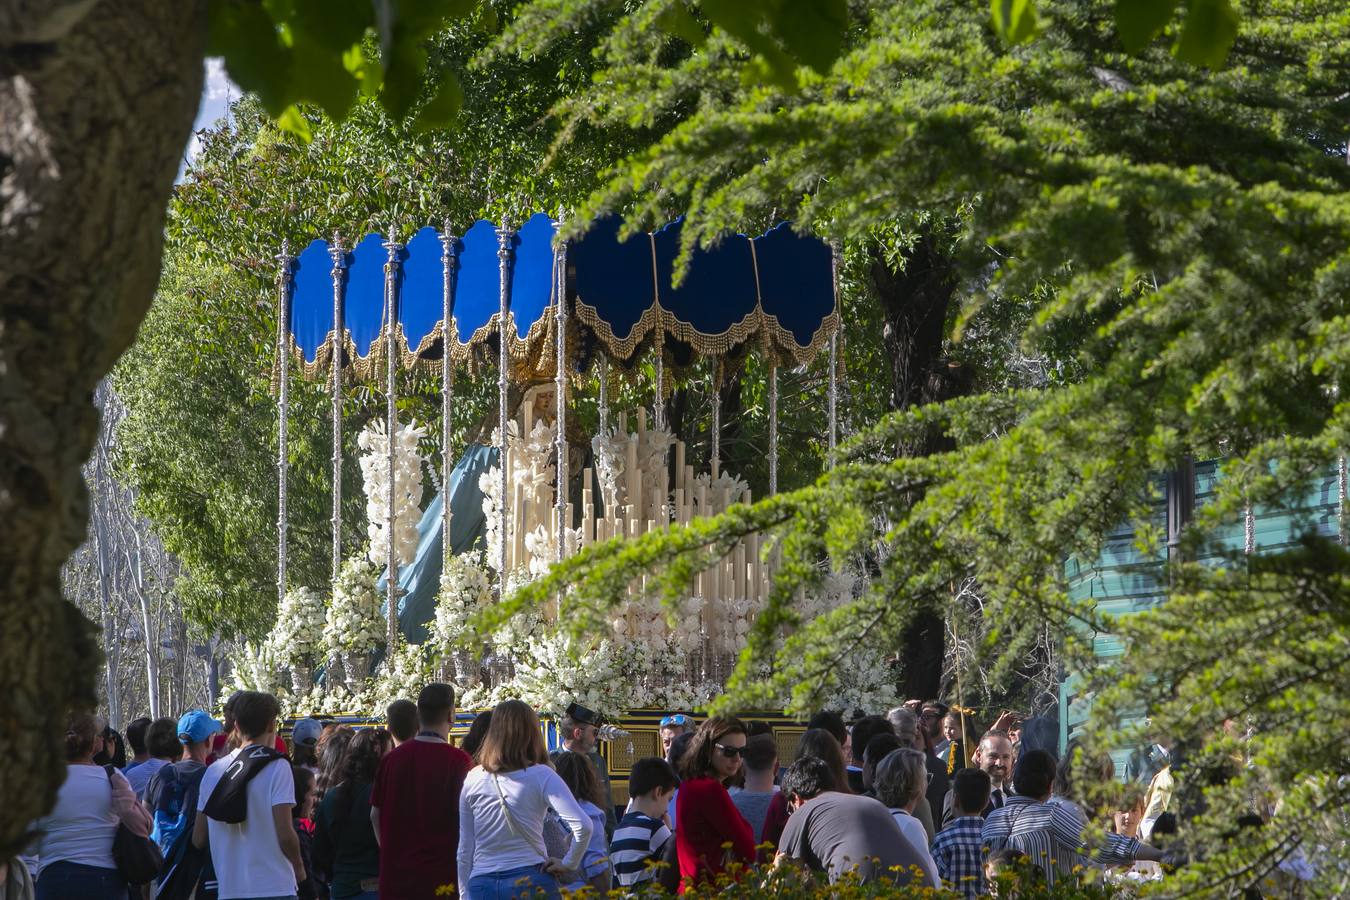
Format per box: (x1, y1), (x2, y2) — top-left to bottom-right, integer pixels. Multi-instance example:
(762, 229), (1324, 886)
(674, 717), (756, 891)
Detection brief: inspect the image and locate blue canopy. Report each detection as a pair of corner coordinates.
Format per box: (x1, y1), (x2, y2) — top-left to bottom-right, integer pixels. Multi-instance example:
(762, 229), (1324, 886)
(284, 215), (837, 377)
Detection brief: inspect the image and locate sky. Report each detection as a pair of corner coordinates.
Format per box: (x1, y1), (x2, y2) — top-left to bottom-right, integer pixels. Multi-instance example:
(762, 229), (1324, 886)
(178, 59), (239, 181)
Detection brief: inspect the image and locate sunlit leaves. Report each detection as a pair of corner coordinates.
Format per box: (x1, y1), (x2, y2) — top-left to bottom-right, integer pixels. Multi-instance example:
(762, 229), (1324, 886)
(989, 0), (1242, 68)
(207, 0), (477, 136)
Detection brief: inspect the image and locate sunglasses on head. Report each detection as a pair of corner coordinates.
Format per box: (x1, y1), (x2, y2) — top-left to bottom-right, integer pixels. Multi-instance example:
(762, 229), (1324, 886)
(660, 715), (691, 728)
(714, 742), (747, 759)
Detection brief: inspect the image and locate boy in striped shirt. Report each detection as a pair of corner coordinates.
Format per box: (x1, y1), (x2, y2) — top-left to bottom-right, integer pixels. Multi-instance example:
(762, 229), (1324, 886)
(609, 758), (679, 887)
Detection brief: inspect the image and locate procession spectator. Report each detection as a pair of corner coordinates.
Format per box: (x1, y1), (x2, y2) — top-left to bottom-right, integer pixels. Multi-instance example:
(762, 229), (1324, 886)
(209, 692), (286, 763)
(315, 725), (355, 801)
(938, 713), (964, 767)
(796, 728), (852, 795)
(773, 757), (932, 887)
(291, 717), (323, 773)
(146, 710), (221, 858)
(92, 724), (127, 769)
(862, 733), (903, 794)
(659, 714), (694, 757)
(664, 731), (694, 829)
(931, 768), (992, 899)
(457, 700), (590, 900)
(193, 691), (304, 900)
(385, 700), (418, 747)
(123, 717), (152, 772)
(31, 711), (152, 899)
(292, 765), (320, 900)
(805, 711), (847, 750)
(313, 728), (388, 900)
(846, 716), (894, 793)
(945, 730), (1015, 823)
(729, 733), (779, 842)
(981, 749), (1162, 887)
(920, 701), (949, 748)
(126, 716), (180, 798)
(675, 717), (756, 888)
(370, 682), (472, 899)
(552, 703), (616, 837)
(610, 758), (678, 888)
(552, 751), (613, 892)
(459, 710), (492, 760)
(872, 749), (940, 887)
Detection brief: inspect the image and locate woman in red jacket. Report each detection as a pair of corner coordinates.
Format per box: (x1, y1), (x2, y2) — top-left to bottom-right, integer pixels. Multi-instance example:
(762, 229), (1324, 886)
(675, 716), (756, 890)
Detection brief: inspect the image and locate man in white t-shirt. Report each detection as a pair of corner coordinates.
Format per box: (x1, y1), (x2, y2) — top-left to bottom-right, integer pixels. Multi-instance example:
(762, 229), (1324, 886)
(192, 691), (304, 899)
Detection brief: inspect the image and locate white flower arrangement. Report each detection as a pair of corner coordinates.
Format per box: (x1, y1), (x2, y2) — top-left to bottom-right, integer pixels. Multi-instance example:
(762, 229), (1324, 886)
(429, 552), (494, 653)
(366, 638), (435, 711)
(225, 639), (284, 696)
(274, 585), (326, 667)
(325, 555), (384, 657)
(358, 418), (428, 570)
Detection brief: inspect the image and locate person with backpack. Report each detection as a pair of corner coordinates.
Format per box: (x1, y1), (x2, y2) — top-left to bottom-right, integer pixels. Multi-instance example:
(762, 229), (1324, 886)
(144, 710), (222, 897)
(192, 691), (304, 900)
(31, 711), (152, 899)
(312, 729), (388, 900)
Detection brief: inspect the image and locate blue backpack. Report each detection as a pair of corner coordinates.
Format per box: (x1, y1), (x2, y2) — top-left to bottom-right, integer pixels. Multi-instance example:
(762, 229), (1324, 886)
(146, 762), (217, 899)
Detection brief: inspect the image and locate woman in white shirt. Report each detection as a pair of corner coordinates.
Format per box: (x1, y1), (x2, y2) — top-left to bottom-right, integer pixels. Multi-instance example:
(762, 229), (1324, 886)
(32, 712), (153, 900)
(457, 700), (591, 900)
(874, 748), (941, 888)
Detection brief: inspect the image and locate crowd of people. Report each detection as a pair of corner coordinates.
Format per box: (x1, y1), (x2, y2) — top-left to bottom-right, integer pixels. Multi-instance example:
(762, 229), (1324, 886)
(8, 692), (1197, 900)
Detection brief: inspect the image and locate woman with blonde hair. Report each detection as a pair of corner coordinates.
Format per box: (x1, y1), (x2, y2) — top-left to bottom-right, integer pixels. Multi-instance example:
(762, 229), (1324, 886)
(456, 700), (591, 900)
(674, 716), (755, 889)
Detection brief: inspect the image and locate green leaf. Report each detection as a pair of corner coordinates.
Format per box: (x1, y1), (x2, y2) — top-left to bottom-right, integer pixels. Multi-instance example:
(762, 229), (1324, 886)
(288, 29), (359, 119)
(412, 71), (464, 132)
(379, 37), (430, 120)
(274, 104), (313, 142)
(287, 0), (371, 52)
(774, 0), (847, 74)
(207, 0), (293, 114)
(991, 0), (1039, 45)
(1173, 0), (1238, 68)
(656, 2), (707, 49)
(1116, 0), (1178, 53)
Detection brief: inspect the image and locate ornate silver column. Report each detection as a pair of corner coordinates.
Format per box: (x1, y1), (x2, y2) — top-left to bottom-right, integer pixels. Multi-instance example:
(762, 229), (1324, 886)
(496, 225), (516, 589)
(554, 231), (569, 563)
(276, 241), (294, 607)
(328, 237), (346, 587)
(383, 236), (403, 648)
(440, 224), (459, 570)
(768, 363), (779, 495)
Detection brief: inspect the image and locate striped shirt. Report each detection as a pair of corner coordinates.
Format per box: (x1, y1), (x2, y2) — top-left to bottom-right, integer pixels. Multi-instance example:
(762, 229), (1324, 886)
(930, 815), (986, 899)
(609, 811), (671, 886)
(981, 795), (1139, 887)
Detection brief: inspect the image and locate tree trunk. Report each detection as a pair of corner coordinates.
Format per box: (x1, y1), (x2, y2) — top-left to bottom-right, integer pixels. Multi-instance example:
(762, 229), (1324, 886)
(0, 0), (206, 856)
(870, 232), (968, 703)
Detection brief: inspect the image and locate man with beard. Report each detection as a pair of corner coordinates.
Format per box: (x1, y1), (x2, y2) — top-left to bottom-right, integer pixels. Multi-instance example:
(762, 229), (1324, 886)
(942, 731), (1014, 825)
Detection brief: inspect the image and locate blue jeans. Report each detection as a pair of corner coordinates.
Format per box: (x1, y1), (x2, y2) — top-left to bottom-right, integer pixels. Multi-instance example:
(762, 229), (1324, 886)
(468, 864), (561, 900)
(35, 861), (126, 900)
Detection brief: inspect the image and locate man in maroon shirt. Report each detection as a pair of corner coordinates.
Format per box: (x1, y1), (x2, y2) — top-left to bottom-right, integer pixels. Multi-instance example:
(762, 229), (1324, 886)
(370, 682), (473, 899)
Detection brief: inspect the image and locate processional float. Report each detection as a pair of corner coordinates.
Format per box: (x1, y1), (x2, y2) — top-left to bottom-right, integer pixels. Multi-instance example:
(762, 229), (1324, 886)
(273, 213), (841, 681)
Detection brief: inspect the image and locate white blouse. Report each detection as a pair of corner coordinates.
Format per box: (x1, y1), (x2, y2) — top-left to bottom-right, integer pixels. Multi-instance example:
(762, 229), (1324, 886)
(457, 764), (591, 896)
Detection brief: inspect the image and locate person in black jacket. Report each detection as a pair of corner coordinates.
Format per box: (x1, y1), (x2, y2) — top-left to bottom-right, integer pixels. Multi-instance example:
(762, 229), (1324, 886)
(292, 765), (321, 900)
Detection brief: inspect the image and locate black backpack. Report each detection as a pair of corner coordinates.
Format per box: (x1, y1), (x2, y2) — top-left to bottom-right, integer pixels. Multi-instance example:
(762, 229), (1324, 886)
(202, 745), (286, 824)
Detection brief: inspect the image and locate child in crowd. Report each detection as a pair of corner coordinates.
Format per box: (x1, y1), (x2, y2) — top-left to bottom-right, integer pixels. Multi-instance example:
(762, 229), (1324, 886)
(552, 751), (614, 893)
(930, 767), (991, 899)
(609, 758), (679, 888)
(292, 764), (320, 900)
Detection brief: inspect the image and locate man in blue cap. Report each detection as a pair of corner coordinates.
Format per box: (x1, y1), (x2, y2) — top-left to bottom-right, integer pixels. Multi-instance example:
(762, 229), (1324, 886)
(145, 710), (223, 859)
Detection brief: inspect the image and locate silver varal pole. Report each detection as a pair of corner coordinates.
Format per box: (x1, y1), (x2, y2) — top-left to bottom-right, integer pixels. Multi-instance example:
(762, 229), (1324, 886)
(383, 237), (402, 648)
(276, 241), (294, 607)
(828, 240), (841, 469)
(768, 362), (779, 495)
(497, 225), (515, 589)
(328, 237), (346, 587)
(555, 235), (568, 563)
(440, 225), (459, 570)
(711, 371), (721, 479)
(598, 354), (609, 434)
